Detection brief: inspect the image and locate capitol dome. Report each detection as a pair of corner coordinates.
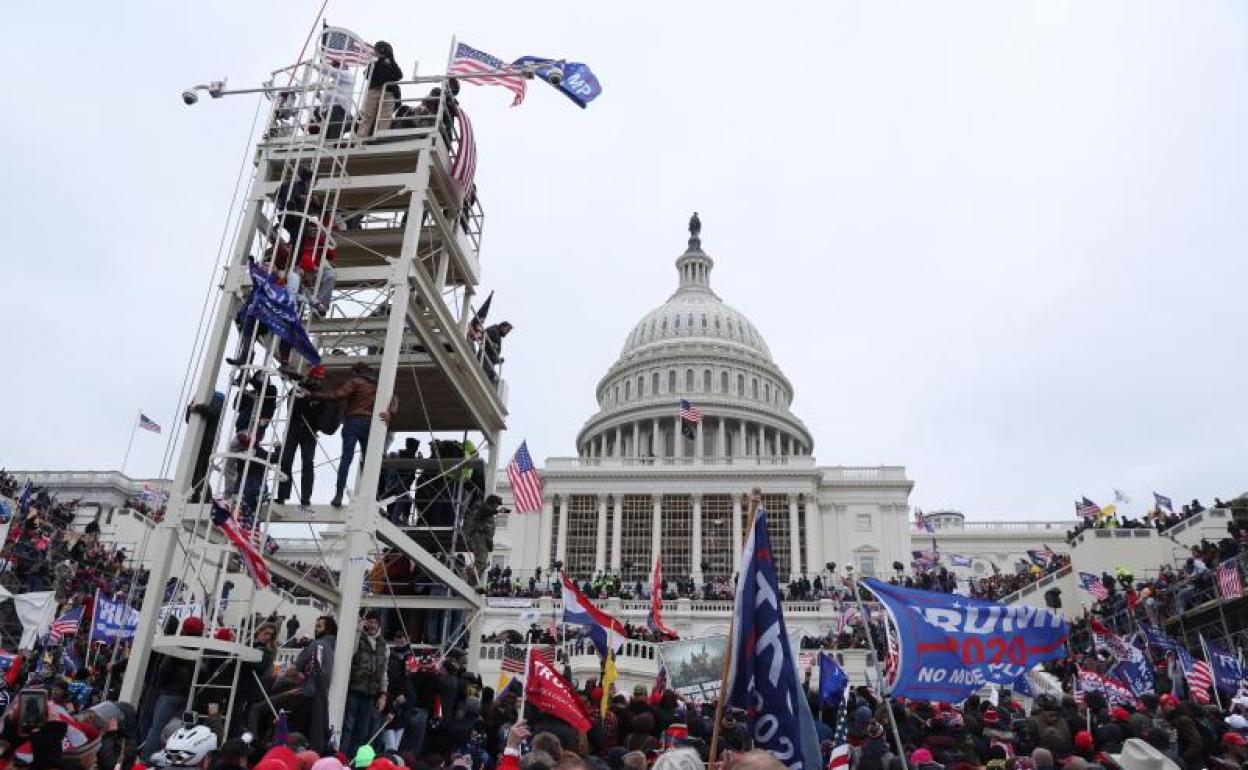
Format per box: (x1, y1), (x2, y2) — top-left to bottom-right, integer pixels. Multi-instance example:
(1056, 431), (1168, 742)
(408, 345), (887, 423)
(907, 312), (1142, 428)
(576, 218), (813, 460)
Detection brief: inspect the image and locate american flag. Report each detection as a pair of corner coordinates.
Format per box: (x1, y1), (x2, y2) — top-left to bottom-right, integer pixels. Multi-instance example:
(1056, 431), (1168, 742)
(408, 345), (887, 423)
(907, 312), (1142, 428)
(1178, 646), (1214, 704)
(1076, 497), (1101, 521)
(531, 645), (556, 668)
(1218, 560), (1243, 600)
(835, 605), (861, 636)
(1079, 571), (1110, 601)
(321, 28), (375, 67)
(451, 109), (476, 192)
(827, 681), (851, 770)
(506, 441), (543, 513)
(138, 413), (162, 434)
(914, 508), (933, 533)
(678, 399), (702, 424)
(210, 500), (271, 589)
(448, 42), (526, 106)
(501, 643), (528, 674)
(48, 606), (84, 643)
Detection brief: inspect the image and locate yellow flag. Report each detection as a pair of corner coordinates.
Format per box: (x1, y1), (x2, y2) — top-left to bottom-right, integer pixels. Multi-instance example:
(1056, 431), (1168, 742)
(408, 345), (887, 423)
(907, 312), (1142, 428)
(601, 633), (618, 717)
(1099, 504), (1116, 519)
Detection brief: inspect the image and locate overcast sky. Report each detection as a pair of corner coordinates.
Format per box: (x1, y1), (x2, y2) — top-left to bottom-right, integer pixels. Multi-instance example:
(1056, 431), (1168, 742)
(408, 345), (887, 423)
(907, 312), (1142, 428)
(3, 2), (1245, 520)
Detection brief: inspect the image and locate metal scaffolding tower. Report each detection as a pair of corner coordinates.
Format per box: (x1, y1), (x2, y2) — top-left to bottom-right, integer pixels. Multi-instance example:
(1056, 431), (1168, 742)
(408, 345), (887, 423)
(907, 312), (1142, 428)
(119, 27), (507, 743)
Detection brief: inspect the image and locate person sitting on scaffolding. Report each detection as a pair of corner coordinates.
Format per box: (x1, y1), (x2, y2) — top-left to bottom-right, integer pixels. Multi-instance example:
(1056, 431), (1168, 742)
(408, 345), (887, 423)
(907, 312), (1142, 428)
(312, 362), (397, 507)
(358, 41), (403, 139)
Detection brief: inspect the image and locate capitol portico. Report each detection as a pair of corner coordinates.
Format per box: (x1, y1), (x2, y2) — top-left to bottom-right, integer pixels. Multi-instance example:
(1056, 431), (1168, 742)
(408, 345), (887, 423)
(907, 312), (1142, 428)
(496, 222), (921, 587)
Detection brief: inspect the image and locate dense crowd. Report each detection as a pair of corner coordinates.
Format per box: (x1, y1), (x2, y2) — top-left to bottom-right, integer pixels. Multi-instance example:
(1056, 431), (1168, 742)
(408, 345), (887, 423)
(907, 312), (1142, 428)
(1066, 499), (1235, 543)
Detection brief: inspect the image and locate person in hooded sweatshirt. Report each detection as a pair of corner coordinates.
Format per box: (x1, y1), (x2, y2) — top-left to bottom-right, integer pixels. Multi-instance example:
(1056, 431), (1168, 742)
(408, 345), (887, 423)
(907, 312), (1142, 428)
(315, 362), (398, 507)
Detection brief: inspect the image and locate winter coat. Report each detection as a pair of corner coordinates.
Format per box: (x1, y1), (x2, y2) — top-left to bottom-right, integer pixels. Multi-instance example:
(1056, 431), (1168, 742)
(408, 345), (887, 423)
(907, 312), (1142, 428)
(348, 631), (387, 695)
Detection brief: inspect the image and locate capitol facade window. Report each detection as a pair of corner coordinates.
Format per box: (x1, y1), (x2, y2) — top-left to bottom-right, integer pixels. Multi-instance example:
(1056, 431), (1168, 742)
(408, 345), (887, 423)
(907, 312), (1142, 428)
(620, 495), (652, 583)
(856, 513), (873, 531)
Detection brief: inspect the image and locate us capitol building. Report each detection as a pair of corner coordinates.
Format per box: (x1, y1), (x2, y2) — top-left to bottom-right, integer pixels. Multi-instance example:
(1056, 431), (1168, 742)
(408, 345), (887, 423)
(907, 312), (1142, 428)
(490, 221), (1073, 626)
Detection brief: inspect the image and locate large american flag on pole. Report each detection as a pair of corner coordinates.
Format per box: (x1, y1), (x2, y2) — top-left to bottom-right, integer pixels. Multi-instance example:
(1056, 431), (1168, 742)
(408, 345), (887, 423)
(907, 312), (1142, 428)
(506, 441), (543, 513)
(448, 42), (526, 106)
(1178, 646), (1215, 704)
(1218, 560), (1243, 600)
(1076, 497), (1102, 521)
(210, 500), (272, 589)
(451, 109), (477, 193)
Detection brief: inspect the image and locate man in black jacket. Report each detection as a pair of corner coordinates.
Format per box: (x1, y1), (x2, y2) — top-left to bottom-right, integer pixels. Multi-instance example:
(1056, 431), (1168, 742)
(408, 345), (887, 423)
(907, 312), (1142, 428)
(482, 322), (513, 383)
(360, 41), (403, 138)
(277, 366), (328, 506)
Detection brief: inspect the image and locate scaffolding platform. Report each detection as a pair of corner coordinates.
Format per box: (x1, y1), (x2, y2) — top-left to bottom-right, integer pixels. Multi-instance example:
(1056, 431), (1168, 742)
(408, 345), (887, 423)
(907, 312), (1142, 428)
(120, 29), (510, 742)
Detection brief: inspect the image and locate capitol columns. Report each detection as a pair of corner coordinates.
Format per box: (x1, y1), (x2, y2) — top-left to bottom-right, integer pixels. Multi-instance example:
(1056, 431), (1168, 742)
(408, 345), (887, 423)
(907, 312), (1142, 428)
(595, 494), (609, 572)
(632, 422), (640, 458)
(611, 494), (623, 571)
(804, 494), (821, 579)
(555, 495), (569, 567)
(695, 419), (705, 459)
(537, 495), (555, 575)
(717, 418), (726, 457)
(691, 493), (704, 584)
(650, 495), (663, 579)
(652, 417), (662, 457)
(731, 493), (744, 574)
(788, 494), (802, 578)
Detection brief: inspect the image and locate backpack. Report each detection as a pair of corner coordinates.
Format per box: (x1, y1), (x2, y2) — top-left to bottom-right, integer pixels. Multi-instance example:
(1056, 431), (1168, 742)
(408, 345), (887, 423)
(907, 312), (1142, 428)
(317, 400), (345, 435)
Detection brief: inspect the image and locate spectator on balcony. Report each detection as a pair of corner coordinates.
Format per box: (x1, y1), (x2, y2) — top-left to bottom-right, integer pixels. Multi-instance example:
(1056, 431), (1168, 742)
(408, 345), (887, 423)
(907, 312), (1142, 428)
(359, 42), (403, 139)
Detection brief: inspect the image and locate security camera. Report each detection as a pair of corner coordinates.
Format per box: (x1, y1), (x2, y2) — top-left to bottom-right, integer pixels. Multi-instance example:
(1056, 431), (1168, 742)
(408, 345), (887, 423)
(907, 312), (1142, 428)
(545, 67), (564, 86)
(207, 80), (226, 98)
(182, 90), (199, 106)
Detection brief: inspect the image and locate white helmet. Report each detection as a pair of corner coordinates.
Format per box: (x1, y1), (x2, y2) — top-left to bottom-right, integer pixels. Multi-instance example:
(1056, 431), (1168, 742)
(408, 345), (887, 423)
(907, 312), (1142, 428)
(159, 724), (218, 768)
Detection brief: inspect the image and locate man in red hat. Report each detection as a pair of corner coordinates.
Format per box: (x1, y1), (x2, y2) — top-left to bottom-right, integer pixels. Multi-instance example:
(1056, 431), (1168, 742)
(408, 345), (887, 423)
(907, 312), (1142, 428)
(277, 366), (328, 508)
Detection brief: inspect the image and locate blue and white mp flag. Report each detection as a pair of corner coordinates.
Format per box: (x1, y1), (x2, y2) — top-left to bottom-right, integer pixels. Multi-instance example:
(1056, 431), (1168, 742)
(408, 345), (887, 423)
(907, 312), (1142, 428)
(90, 590), (141, 643)
(862, 578), (1069, 703)
(511, 56), (602, 108)
(724, 507), (823, 770)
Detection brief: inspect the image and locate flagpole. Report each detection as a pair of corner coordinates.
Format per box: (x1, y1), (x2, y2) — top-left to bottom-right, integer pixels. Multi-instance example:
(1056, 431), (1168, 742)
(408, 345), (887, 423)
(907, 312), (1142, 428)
(708, 487), (761, 770)
(852, 575), (910, 770)
(120, 413), (139, 476)
(518, 645), (531, 721)
(1200, 633), (1225, 711)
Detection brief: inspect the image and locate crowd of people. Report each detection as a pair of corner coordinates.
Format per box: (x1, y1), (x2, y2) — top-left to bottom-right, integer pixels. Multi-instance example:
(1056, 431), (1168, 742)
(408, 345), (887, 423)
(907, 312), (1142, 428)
(1066, 498), (1235, 543)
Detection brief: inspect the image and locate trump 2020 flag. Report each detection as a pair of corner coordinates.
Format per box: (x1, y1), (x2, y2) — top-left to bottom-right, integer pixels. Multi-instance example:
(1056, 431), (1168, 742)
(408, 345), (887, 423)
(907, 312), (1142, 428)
(724, 507), (822, 770)
(244, 262), (321, 365)
(862, 578), (1069, 703)
(1204, 636), (1244, 694)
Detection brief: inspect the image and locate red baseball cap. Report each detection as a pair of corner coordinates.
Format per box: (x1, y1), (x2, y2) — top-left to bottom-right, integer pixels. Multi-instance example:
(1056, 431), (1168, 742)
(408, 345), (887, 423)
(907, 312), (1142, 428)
(1111, 707), (1130, 722)
(1224, 733), (1248, 747)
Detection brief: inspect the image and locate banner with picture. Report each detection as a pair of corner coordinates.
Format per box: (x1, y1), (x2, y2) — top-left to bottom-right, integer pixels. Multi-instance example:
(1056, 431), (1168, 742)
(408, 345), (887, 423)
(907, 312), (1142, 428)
(658, 635), (728, 702)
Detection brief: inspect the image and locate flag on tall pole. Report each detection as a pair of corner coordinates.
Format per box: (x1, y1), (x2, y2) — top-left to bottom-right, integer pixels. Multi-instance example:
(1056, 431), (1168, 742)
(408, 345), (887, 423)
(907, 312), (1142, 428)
(506, 441), (543, 513)
(723, 505), (823, 770)
(679, 399), (701, 440)
(137, 414), (162, 434)
(448, 42), (527, 106)
(648, 555), (677, 638)
(1113, 489), (1131, 505)
(48, 606), (84, 644)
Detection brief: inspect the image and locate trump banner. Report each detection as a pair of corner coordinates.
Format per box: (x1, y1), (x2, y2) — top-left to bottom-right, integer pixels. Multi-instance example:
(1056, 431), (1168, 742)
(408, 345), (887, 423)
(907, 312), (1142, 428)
(862, 578), (1069, 703)
(91, 591), (141, 643)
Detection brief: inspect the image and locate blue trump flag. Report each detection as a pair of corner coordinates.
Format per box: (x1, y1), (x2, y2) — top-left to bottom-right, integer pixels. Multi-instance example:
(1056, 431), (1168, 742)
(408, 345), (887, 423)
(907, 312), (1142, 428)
(862, 578), (1069, 703)
(1204, 636), (1244, 694)
(1138, 623), (1178, 651)
(725, 507), (823, 770)
(818, 652), (849, 708)
(512, 56), (602, 108)
(244, 263), (321, 365)
(91, 590), (140, 643)
(1110, 656), (1155, 697)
